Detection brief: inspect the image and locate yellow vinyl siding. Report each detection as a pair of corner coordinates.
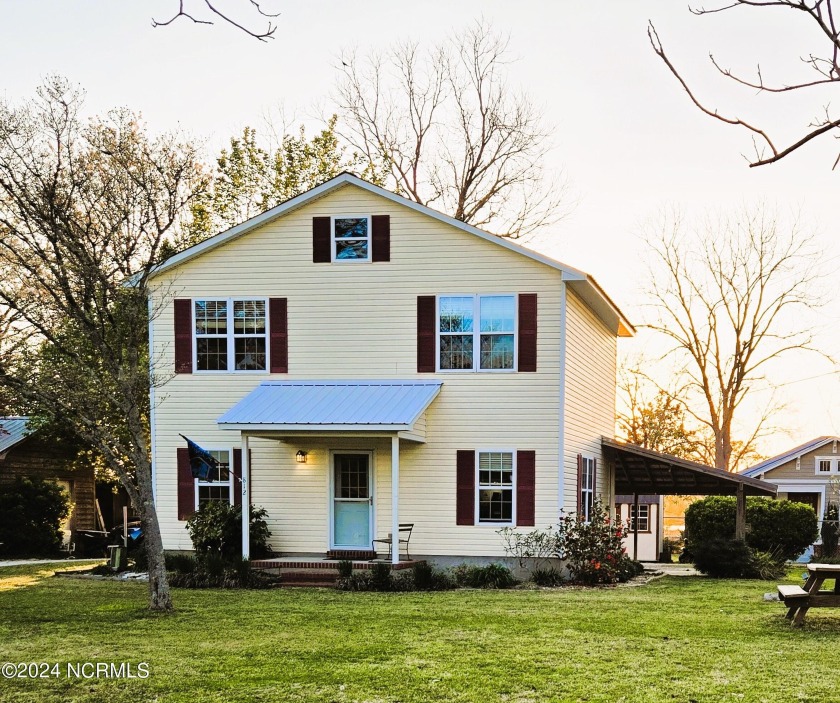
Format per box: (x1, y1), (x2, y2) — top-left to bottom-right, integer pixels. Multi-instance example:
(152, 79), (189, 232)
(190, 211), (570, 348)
(149, 183), (608, 555)
(563, 289), (617, 514)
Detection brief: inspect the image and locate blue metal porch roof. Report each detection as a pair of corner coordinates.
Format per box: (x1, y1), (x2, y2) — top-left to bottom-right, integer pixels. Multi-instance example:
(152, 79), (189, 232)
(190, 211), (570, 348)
(0, 417), (31, 454)
(218, 381), (442, 429)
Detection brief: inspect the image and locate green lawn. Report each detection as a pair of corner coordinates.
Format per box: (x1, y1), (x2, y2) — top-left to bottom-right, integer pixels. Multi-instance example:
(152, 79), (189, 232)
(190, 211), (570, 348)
(0, 564), (836, 703)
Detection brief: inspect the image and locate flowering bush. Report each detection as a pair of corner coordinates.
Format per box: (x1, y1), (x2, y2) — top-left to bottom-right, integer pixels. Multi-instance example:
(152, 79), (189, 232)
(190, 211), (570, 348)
(556, 501), (636, 585)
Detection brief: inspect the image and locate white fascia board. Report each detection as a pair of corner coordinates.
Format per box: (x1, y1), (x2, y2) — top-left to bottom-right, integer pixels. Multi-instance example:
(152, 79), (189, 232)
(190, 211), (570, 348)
(218, 423), (411, 432)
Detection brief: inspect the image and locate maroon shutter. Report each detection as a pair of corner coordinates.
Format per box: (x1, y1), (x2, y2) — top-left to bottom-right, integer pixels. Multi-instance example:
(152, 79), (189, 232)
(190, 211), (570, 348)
(417, 296), (436, 373)
(516, 450), (536, 526)
(177, 448), (195, 520)
(456, 450), (475, 525)
(312, 216), (331, 262)
(269, 298), (288, 373)
(174, 299), (193, 374)
(518, 293), (537, 372)
(371, 215), (390, 262)
(576, 453), (583, 516)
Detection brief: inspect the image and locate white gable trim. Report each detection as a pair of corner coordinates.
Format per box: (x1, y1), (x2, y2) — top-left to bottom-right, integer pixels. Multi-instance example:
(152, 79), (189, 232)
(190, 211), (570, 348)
(146, 172), (634, 336)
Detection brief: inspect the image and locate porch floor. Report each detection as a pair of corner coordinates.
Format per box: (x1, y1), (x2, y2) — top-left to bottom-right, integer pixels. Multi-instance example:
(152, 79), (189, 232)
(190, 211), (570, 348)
(252, 557), (421, 571)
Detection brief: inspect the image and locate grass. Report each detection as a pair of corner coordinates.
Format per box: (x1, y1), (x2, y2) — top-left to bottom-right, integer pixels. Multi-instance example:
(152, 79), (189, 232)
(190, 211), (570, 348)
(0, 564), (837, 703)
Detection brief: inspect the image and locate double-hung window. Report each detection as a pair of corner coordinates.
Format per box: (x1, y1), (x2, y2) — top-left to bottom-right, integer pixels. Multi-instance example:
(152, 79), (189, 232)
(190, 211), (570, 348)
(477, 451), (515, 524)
(579, 456), (595, 522)
(194, 298), (267, 372)
(332, 216), (371, 261)
(438, 295), (516, 371)
(630, 504), (650, 532)
(196, 449), (233, 508)
(815, 457), (840, 474)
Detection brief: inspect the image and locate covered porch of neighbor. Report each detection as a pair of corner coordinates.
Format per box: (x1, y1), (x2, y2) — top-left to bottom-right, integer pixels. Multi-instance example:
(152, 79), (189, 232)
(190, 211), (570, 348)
(218, 380), (443, 565)
(601, 437), (778, 560)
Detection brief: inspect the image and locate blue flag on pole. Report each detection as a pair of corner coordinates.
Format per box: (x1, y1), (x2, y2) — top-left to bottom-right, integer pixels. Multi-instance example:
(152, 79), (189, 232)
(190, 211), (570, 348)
(179, 434), (219, 482)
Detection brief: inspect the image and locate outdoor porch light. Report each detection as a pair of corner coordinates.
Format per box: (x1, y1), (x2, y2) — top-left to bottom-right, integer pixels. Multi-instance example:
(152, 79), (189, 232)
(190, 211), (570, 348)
(295, 450), (308, 464)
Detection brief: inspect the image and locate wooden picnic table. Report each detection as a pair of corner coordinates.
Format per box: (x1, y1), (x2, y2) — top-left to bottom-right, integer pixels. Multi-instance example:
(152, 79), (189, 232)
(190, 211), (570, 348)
(778, 563), (840, 626)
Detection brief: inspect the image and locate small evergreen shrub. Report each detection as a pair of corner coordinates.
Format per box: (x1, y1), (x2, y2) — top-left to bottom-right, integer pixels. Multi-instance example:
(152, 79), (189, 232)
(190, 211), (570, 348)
(336, 559), (354, 578)
(411, 560), (435, 589)
(167, 558), (276, 589)
(165, 553), (198, 574)
(692, 539), (754, 578)
(821, 503), (839, 558)
(451, 563), (517, 589)
(369, 562), (393, 591)
(0, 476), (70, 557)
(185, 502), (272, 561)
(531, 567), (564, 586)
(615, 556), (645, 583)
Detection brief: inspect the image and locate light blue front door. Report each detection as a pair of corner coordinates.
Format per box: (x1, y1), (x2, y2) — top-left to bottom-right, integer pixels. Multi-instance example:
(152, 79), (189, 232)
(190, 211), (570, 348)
(332, 453), (372, 548)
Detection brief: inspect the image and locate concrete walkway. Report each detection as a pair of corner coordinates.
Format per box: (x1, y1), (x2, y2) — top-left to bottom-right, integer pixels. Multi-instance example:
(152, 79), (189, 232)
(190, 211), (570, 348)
(0, 558), (101, 568)
(644, 562), (700, 577)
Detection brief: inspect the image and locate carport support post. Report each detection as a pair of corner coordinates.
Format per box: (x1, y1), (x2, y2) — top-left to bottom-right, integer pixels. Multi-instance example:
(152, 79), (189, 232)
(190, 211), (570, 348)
(242, 433), (250, 560)
(735, 484), (746, 541)
(391, 436), (400, 566)
(633, 493), (639, 561)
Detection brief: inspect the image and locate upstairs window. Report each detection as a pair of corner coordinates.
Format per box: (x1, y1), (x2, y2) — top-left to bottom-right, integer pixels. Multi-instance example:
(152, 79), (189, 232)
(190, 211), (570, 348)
(438, 295), (516, 371)
(197, 449), (232, 508)
(194, 299), (267, 372)
(332, 216), (371, 261)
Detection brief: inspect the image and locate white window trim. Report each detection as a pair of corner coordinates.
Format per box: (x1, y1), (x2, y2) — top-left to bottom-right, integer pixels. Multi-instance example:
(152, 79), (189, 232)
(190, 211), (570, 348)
(194, 446), (235, 511)
(331, 215), (372, 263)
(327, 450), (376, 550)
(193, 296), (270, 374)
(630, 504), (651, 533)
(814, 456), (840, 475)
(580, 455), (595, 523)
(435, 294), (518, 373)
(475, 448), (517, 526)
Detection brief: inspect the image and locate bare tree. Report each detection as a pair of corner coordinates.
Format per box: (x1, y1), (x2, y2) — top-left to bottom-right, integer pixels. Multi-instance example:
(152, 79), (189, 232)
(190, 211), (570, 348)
(643, 206), (821, 471)
(649, 2), (840, 167)
(152, 0), (280, 41)
(335, 20), (567, 239)
(0, 77), (208, 610)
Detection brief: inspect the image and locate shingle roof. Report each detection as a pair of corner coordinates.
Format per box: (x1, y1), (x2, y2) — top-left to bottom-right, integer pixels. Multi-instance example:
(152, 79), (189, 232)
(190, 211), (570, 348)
(741, 436), (840, 478)
(218, 381), (442, 429)
(0, 417), (31, 454)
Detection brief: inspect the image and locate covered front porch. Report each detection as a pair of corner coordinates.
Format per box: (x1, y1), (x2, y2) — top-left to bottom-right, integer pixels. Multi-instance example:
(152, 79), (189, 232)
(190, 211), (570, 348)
(218, 380), (443, 565)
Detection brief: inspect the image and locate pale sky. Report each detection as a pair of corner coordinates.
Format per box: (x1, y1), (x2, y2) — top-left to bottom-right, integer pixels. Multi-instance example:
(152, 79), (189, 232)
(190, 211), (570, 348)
(0, 1), (837, 458)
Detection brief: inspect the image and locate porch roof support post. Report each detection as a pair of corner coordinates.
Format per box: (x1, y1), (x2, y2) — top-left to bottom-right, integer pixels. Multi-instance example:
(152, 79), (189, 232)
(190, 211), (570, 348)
(391, 435), (399, 566)
(735, 483), (746, 541)
(633, 492), (639, 561)
(242, 432), (250, 560)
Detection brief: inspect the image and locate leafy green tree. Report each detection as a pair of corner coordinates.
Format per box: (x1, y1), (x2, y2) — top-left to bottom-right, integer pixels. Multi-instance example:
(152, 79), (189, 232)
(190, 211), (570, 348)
(0, 77), (207, 610)
(187, 117), (376, 243)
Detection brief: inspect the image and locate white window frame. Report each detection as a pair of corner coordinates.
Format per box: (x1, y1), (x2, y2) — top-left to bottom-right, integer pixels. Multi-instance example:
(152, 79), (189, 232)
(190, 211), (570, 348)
(193, 297), (269, 374)
(580, 456), (595, 522)
(475, 449), (517, 526)
(436, 294), (518, 373)
(331, 215), (372, 263)
(630, 504), (650, 533)
(815, 456), (840, 475)
(195, 447), (234, 511)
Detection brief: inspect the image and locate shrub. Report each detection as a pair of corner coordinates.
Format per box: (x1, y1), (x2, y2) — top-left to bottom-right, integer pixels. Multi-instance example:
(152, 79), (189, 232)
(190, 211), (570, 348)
(685, 496), (818, 562)
(615, 556), (645, 583)
(369, 562), (393, 591)
(556, 501), (628, 585)
(821, 503), (839, 558)
(167, 558), (277, 589)
(336, 559), (354, 578)
(411, 560), (435, 589)
(451, 563), (517, 589)
(185, 502), (271, 561)
(0, 477), (70, 557)
(531, 567), (564, 587)
(691, 538), (785, 579)
(497, 526), (559, 570)
(165, 553), (198, 574)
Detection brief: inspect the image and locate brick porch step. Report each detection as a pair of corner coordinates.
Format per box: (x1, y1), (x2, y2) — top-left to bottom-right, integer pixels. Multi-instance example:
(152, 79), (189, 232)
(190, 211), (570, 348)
(280, 570), (340, 588)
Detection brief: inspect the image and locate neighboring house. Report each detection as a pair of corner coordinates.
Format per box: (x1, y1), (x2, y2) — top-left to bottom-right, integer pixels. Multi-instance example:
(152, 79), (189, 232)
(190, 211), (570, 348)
(0, 416), (96, 545)
(742, 436), (840, 532)
(147, 172), (766, 564)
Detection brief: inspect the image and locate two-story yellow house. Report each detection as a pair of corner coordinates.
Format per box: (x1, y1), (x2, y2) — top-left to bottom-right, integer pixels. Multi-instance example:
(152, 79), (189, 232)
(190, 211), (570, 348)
(146, 173), (635, 564)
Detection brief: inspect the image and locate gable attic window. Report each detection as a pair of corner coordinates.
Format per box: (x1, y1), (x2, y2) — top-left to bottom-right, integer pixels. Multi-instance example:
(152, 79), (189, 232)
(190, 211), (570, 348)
(332, 216), (371, 261)
(438, 295), (516, 371)
(194, 299), (267, 372)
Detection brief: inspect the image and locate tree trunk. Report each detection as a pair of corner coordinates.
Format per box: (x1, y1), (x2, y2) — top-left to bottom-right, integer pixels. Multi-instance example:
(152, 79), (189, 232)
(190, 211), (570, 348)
(137, 478), (173, 611)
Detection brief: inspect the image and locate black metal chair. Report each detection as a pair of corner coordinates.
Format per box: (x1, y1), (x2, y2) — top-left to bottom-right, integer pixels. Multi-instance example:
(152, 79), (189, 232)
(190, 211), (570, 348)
(372, 523), (414, 560)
